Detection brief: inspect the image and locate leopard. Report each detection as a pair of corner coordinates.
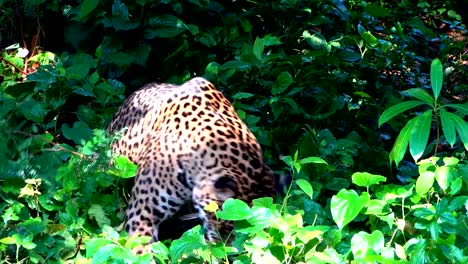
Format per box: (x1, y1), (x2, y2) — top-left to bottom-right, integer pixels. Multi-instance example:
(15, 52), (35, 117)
(108, 77), (275, 244)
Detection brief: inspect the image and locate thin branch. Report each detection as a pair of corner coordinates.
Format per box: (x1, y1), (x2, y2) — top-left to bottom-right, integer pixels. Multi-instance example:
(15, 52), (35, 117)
(12, 130), (90, 160)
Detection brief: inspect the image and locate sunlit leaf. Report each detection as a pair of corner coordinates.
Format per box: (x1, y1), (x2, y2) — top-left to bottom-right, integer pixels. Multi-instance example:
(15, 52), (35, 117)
(352, 172), (386, 188)
(296, 179), (313, 199)
(416, 171), (435, 196)
(430, 58), (443, 100)
(331, 190), (369, 229)
(114, 156), (138, 178)
(351, 231), (385, 258)
(216, 199), (251, 220)
(170, 226), (207, 262)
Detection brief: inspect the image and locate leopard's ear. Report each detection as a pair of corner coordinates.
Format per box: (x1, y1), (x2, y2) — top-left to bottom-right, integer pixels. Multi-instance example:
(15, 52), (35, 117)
(214, 176), (237, 192)
(214, 176), (237, 200)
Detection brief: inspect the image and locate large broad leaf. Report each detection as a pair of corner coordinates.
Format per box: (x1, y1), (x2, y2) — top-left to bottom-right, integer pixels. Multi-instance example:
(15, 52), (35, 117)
(352, 172), (386, 188)
(19, 97), (48, 123)
(402, 88), (434, 105)
(62, 121), (93, 145)
(170, 226), (207, 262)
(440, 108), (457, 147)
(378, 100), (426, 127)
(331, 189), (370, 229)
(216, 199), (251, 220)
(144, 15), (188, 39)
(272, 71), (293, 95)
(430, 58), (443, 100)
(390, 118), (417, 166)
(409, 110), (432, 162)
(416, 171), (435, 196)
(351, 231), (385, 258)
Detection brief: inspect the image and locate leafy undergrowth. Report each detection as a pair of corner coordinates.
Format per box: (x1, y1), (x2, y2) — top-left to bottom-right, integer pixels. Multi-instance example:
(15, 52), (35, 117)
(1, 0), (467, 263)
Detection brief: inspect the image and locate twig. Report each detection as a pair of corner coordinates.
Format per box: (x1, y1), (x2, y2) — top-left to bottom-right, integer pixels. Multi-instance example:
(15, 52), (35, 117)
(0, 57), (28, 75)
(12, 130), (90, 160)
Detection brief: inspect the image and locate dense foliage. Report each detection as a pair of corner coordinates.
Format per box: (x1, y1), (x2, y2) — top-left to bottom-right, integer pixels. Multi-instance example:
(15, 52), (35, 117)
(1, 0), (467, 263)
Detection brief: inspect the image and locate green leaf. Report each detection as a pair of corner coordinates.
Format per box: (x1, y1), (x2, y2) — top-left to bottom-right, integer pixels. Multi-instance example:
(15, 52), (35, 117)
(76, 0), (99, 20)
(452, 114), (468, 151)
(92, 244), (123, 263)
(351, 231), (385, 258)
(365, 200), (387, 215)
(364, 3), (390, 17)
(62, 121), (93, 145)
(19, 97), (48, 122)
(303, 31), (328, 50)
(390, 118), (417, 166)
(253, 37), (265, 61)
(216, 199), (251, 220)
(85, 238), (113, 258)
(221, 60), (251, 71)
(443, 103), (468, 115)
(67, 52), (97, 79)
(435, 166), (451, 191)
(205, 62), (220, 75)
(331, 189), (370, 229)
(361, 31), (378, 45)
(430, 58), (443, 100)
(440, 108), (457, 147)
(232, 92), (255, 100)
(296, 179), (313, 199)
(378, 100), (426, 127)
(88, 204), (111, 228)
(170, 225), (207, 262)
(403, 88), (434, 105)
(151, 242), (170, 263)
(272, 71), (293, 95)
(298, 156), (328, 165)
(409, 110), (432, 162)
(263, 34), (282, 46)
(144, 15), (188, 39)
(336, 48), (361, 62)
(240, 18), (252, 33)
(416, 171), (435, 196)
(114, 156), (138, 178)
(237, 207), (275, 233)
(0, 237), (16, 244)
(352, 172), (386, 188)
